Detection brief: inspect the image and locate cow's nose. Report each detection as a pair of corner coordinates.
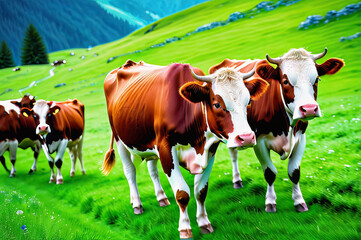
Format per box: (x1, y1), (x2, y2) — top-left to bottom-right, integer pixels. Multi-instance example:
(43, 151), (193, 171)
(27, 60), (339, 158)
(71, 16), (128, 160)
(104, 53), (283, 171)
(39, 126), (48, 132)
(235, 132), (256, 147)
(299, 104), (318, 117)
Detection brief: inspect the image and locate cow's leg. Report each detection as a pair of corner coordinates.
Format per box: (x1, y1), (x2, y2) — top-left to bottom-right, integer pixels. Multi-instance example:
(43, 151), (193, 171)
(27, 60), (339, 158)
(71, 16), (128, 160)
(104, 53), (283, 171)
(288, 134), (308, 212)
(147, 159), (170, 207)
(0, 142), (10, 173)
(254, 138), (277, 212)
(40, 143), (56, 183)
(229, 148), (243, 188)
(115, 141), (143, 214)
(159, 144), (192, 239)
(9, 140), (18, 177)
(69, 146), (77, 177)
(29, 143), (41, 174)
(54, 139), (68, 184)
(194, 152), (215, 234)
(77, 137), (86, 175)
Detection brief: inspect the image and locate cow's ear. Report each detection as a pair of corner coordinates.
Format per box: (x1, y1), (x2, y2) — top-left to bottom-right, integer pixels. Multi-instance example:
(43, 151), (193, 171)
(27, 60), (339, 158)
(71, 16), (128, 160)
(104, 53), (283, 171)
(256, 64), (279, 82)
(317, 58), (344, 76)
(49, 106), (61, 115)
(244, 78), (269, 101)
(179, 82), (210, 103)
(10, 100), (21, 108)
(20, 107), (33, 117)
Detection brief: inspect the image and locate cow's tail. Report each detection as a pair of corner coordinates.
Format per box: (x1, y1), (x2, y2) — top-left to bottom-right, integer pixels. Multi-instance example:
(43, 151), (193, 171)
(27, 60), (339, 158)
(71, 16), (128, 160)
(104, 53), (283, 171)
(102, 132), (115, 175)
(0, 156), (10, 173)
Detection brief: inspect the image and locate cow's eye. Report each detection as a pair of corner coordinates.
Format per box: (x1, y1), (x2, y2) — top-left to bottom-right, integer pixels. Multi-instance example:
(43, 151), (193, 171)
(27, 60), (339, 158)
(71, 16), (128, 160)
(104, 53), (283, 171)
(213, 103), (221, 109)
(47, 113), (52, 117)
(33, 115), (36, 118)
(248, 98), (253, 105)
(283, 79), (289, 85)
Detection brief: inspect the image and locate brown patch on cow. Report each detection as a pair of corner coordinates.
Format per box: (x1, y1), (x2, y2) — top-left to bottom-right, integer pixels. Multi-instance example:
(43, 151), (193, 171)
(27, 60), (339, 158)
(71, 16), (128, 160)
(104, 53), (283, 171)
(244, 77), (269, 101)
(264, 167), (276, 185)
(293, 121), (308, 135)
(313, 80), (318, 100)
(199, 183), (208, 204)
(280, 74), (295, 104)
(289, 167), (300, 184)
(176, 190), (190, 212)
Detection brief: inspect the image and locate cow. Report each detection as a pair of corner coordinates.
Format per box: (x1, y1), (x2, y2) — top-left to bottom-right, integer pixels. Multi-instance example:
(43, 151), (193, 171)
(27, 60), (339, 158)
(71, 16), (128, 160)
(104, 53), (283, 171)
(21, 99), (85, 184)
(102, 60), (269, 239)
(0, 94), (41, 177)
(209, 48), (344, 212)
(51, 60), (66, 67)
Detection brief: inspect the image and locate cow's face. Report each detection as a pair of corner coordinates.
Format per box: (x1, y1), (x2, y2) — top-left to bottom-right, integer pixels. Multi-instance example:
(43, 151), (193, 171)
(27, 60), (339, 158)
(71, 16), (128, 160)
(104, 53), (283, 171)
(258, 48), (344, 125)
(21, 100), (61, 135)
(180, 67), (268, 149)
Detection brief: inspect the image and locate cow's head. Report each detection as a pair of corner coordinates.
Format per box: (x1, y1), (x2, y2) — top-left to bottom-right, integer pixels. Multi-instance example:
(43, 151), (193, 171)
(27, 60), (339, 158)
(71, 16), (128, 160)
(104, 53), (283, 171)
(20, 100), (61, 135)
(180, 67), (268, 149)
(257, 48), (344, 125)
(11, 93), (35, 109)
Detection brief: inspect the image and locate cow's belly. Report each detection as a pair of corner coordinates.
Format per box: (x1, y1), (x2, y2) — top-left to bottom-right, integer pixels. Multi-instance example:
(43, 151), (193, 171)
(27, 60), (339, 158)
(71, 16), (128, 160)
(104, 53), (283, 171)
(18, 138), (38, 149)
(259, 133), (290, 156)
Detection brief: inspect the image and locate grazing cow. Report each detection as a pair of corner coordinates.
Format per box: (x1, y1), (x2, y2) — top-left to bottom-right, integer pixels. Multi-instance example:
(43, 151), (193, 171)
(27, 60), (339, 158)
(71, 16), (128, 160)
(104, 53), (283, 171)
(12, 67), (20, 72)
(21, 99), (85, 184)
(102, 60), (268, 238)
(0, 94), (41, 177)
(210, 48), (344, 212)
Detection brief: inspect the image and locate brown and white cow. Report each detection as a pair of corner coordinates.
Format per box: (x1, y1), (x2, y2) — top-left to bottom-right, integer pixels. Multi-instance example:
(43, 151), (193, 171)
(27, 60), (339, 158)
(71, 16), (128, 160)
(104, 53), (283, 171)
(21, 99), (85, 184)
(210, 48), (344, 212)
(102, 60), (268, 238)
(0, 94), (41, 177)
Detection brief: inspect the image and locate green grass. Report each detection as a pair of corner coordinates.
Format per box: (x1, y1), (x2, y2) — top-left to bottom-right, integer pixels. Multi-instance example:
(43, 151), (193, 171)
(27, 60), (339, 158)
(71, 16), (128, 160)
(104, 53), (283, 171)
(0, 0), (360, 239)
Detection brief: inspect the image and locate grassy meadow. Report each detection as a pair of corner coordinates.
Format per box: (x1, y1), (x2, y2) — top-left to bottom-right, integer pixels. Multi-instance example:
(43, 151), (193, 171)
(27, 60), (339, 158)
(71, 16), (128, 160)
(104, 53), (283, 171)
(0, 0), (360, 239)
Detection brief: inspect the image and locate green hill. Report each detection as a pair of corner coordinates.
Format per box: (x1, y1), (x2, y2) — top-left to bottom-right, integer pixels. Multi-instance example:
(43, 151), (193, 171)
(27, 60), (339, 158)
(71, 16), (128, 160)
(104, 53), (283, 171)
(0, 0), (360, 239)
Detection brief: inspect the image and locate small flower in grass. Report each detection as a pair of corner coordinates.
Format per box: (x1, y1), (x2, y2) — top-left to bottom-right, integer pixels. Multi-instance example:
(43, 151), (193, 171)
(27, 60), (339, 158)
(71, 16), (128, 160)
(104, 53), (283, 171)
(21, 225), (26, 230)
(16, 210), (23, 215)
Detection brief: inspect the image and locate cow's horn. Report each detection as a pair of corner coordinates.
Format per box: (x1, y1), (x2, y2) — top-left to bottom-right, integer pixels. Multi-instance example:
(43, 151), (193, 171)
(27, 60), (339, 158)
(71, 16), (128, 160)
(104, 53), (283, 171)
(242, 68), (255, 80)
(266, 54), (282, 65)
(311, 47), (327, 60)
(190, 68), (213, 83)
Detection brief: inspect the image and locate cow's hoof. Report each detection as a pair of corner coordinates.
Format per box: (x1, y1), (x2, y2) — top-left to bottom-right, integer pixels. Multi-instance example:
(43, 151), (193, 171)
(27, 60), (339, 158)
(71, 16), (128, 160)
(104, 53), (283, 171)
(200, 224), (214, 234)
(49, 178), (56, 184)
(82, 170), (86, 175)
(9, 173), (15, 178)
(179, 229), (193, 239)
(134, 206), (144, 215)
(295, 203), (308, 212)
(265, 204), (276, 212)
(70, 171), (75, 177)
(159, 198), (170, 207)
(233, 180), (243, 189)
(56, 179), (63, 185)
(28, 169), (36, 175)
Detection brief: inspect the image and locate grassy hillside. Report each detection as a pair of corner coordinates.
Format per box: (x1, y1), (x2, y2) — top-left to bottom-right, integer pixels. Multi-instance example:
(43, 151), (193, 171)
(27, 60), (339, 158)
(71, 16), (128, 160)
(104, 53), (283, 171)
(0, 0), (360, 239)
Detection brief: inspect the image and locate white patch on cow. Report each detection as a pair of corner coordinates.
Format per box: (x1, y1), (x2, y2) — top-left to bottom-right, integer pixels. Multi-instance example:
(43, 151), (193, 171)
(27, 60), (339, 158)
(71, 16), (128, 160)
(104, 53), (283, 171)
(0, 99), (21, 114)
(0, 140), (9, 156)
(278, 49), (321, 121)
(210, 68), (254, 148)
(33, 100), (51, 134)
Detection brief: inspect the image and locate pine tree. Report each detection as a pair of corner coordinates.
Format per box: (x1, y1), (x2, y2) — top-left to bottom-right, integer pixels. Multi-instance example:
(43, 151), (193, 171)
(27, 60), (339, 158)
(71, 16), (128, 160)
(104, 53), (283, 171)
(0, 41), (15, 69)
(21, 24), (49, 65)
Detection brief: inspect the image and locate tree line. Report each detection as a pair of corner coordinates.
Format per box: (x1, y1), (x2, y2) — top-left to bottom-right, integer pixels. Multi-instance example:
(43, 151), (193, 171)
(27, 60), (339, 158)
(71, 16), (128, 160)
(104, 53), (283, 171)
(0, 24), (48, 69)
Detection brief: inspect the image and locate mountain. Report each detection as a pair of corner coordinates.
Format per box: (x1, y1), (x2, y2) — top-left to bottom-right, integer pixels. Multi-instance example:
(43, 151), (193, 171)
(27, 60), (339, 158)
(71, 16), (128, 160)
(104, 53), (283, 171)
(94, 0), (206, 27)
(0, 0), (206, 66)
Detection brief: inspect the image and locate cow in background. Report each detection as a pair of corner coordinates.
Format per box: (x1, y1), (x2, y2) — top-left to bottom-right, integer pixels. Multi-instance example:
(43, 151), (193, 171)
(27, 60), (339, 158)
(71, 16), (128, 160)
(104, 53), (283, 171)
(102, 60), (268, 238)
(210, 48), (344, 212)
(21, 99), (85, 184)
(0, 94), (41, 177)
